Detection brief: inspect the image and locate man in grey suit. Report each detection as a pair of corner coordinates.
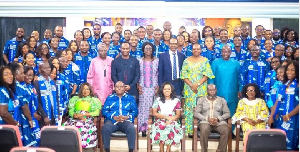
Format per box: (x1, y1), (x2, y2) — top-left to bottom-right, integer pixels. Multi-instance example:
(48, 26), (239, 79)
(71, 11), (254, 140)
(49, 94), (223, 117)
(194, 84), (230, 152)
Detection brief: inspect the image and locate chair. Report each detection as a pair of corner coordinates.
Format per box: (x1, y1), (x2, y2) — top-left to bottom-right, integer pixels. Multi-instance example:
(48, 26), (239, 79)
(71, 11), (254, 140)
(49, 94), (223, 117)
(10, 147), (55, 152)
(63, 106), (101, 149)
(234, 120), (244, 152)
(40, 126), (82, 152)
(192, 97), (232, 152)
(99, 96), (139, 152)
(0, 125), (23, 152)
(147, 95), (186, 152)
(243, 129), (286, 152)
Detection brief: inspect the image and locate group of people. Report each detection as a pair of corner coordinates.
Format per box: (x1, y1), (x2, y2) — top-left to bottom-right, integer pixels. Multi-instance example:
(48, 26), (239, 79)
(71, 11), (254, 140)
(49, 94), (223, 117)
(0, 21), (299, 152)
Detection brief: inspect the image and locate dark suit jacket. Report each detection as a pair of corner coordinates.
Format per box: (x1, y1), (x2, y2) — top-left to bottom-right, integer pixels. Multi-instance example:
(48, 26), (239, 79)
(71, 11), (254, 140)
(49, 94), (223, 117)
(111, 56), (140, 97)
(33, 80), (59, 128)
(158, 50), (185, 94)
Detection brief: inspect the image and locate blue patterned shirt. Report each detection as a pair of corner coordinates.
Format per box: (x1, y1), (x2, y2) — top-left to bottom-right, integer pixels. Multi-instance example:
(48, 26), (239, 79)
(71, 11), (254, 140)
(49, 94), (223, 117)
(3, 37), (25, 63)
(74, 52), (94, 84)
(153, 41), (169, 58)
(57, 36), (69, 50)
(240, 58), (270, 92)
(102, 93), (138, 124)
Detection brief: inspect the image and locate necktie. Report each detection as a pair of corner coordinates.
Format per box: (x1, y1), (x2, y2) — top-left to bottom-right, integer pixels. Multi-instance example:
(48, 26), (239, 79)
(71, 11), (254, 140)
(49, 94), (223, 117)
(173, 53), (177, 80)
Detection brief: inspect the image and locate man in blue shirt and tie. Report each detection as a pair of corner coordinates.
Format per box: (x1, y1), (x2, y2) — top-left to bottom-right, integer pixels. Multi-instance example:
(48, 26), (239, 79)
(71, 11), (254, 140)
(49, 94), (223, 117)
(54, 25), (69, 50)
(3, 27), (26, 64)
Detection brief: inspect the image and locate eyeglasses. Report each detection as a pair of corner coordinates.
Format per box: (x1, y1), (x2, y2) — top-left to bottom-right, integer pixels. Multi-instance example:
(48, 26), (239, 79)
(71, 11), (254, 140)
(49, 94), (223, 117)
(42, 47), (48, 50)
(256, 29), (264, 32)
(273, 32), (280, 35)
(286, 49), (293, 52)
(145, 47), (152, 50)
(93, 28), (100, 30)
(205, 30), (212, 32)
(250, 49), (260, 52)
(247, 89), (255, 92)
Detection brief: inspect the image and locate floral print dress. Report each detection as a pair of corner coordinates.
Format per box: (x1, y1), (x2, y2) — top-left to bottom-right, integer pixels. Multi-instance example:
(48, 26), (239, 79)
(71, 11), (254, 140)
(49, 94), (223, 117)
(63, 96), (102, 148)
(180, 58), (214, 134)
(149, 97), (184, 146)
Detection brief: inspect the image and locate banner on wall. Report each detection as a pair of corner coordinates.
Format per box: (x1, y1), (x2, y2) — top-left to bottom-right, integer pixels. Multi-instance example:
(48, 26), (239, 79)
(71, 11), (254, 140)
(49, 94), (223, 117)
(84, 17), (251, 37)
(84, 18), (206, 26)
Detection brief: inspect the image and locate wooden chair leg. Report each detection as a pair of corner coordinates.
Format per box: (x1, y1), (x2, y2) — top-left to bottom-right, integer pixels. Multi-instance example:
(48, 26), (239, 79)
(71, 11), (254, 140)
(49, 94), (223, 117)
(147, 126), (151, 152)
(100, 136), (103, 152)
(181, 127), (186, 152)
(235, 123), (240, 152)
(228, 128), (232, 152)
(193, 126), (198, 152)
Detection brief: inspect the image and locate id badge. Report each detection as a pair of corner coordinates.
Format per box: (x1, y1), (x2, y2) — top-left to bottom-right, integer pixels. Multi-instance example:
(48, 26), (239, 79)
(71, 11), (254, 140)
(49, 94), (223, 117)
(281, 121), (291, 131)
(13, 99), (19, 108)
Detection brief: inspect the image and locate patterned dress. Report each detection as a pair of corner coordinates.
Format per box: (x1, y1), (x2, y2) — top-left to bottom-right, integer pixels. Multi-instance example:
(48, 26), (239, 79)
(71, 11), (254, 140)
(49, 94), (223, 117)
(274, 80), (299, 150)
(63, 96), (102, 148)
(232, 98), (269, 141)
(180, 58), (214, 134)
(138, 58), (159, 132)
(150, 97), (183, 145)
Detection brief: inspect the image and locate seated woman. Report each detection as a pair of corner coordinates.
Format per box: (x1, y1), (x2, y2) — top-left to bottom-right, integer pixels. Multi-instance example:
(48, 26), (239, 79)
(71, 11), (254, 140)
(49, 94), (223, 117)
(63, 83), (102, 149)
(232, 83), (269, 140)
(149, 82), (183, 152)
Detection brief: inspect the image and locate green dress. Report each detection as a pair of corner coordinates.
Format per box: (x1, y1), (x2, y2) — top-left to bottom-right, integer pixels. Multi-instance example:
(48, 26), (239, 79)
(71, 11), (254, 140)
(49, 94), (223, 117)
(180, 58), (214, 134)
(63, 96), (102, 148)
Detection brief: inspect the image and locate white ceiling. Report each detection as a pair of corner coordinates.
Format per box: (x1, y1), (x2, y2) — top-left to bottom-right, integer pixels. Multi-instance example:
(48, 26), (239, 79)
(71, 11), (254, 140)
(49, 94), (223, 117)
(0, 1), (298, 18)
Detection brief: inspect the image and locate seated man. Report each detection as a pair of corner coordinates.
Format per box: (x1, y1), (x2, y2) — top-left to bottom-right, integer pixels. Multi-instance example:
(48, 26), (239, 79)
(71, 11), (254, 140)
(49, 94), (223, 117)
(101, 81), (138, 152)
(193, 84), (230, 152)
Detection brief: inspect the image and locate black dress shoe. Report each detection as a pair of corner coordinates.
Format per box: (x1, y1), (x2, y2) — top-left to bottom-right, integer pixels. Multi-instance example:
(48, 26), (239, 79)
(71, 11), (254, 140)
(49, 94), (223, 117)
(142, 131), (147, 137)
(188, 133), (193, 138)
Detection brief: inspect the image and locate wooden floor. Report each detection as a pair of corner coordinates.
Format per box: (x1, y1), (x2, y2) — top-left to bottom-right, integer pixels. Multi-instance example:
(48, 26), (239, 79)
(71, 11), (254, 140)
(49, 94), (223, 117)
(93, 135), (244, 152)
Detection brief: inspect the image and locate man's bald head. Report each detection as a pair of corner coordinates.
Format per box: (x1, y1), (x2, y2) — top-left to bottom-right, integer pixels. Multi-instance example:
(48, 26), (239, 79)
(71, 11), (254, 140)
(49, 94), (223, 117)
(115, 81), (125, 96)
(39, 62), (51, 77)
(207, 84), (217, 97)
(208, 84), (216, 90)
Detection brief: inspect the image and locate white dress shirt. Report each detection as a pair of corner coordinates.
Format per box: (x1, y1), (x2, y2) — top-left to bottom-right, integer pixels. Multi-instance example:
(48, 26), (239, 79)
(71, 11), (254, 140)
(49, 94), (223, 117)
(169, 50), (180, 80)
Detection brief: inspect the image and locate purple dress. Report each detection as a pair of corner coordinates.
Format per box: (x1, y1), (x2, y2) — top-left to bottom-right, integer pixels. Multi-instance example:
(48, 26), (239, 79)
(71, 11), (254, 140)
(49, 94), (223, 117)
(138, 58), (159, 132)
